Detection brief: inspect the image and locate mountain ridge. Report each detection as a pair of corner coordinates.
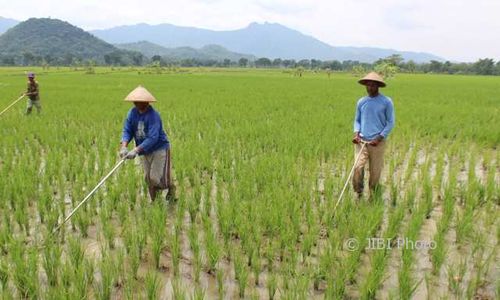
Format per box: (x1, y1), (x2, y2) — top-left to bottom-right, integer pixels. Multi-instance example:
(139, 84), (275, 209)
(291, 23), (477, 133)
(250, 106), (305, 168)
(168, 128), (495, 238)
(0, 17), (445, 63)
(91, 22), (444, 63)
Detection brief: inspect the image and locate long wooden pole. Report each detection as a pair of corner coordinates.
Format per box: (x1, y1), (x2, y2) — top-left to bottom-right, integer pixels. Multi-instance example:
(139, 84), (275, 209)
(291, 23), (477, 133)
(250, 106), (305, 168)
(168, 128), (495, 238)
(0, 95), (25, 117)
(333, 142), (367, 213)
(52, 159), (126, 234)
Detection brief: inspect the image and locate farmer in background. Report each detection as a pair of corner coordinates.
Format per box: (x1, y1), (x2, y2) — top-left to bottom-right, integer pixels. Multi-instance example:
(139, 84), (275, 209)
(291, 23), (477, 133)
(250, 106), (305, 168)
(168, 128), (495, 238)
(24, 72), (41, 114)
(352, 72), (395, 198)
(120, 85), (176, 201)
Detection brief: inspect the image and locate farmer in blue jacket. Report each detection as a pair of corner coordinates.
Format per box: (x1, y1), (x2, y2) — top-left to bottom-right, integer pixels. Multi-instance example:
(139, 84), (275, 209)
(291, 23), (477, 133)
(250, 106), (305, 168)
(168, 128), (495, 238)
(120, 85), (176, 201)
(352, 72), (395, 198)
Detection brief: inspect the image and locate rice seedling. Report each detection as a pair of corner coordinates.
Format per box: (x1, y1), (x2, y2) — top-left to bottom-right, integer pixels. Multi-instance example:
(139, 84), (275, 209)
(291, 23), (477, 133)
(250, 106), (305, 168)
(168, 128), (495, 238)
(405, 183), (416, 214)
(137, 218), (149, 259)
(234, 248), (249, 298)
(0, 221), (12, 254)
(10, 241), (39, 299)
(0, 258), (8, 290)
(216, 267), (225, 300)
(100, 204), (115, 249)
(129, 242), (141, 279)
(455, 207), (474, 245)
(172, 278), (187, 300)
(122, 219), (136, 254)
(150, 202), (168, 269)
(117, 198), (130, 226)
(267, 272), (278, 300)
(14, 201), (30, 236)
(192, 286), (206, 300)
(446, 259), (467, 297)
(390, 181), (399, 207)
(171, 225), (181, 276)
(431, 230), (446, 275)
(251, 251), (262, 286)
(72, 259), (94, 299)
(203, 215), (221, 274)
(42, 240), (62, 286)
(95, 251), (117, 300)
(75, 206), (91, 237)
(360, 248), (389, 299)
(398, 212), (425, 299)
(145, 271), (161, 300)
(123, 273), (137, 300)
(188, 221), (202, 281)
(422, 177), (433, 218)
(193, 249), (202, 284)
(325, 262), (346, 300)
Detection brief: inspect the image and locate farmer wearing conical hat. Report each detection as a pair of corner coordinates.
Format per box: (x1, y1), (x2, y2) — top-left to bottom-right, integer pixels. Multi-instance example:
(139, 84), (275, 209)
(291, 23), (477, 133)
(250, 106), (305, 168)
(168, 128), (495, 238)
(24, 72), (41, 114)
(352, 72), (395, 198)
(120, 85), (176, 201)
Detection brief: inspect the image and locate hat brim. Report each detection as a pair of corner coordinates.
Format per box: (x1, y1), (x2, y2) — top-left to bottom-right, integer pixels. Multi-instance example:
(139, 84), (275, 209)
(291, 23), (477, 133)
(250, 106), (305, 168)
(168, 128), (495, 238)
(124, 98), (156, 103)
(358, 79), (386, 88)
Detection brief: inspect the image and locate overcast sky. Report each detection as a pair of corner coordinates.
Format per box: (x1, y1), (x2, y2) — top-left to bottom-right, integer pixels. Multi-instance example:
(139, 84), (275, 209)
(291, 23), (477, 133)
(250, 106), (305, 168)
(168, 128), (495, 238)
(2, 0), (499, 62)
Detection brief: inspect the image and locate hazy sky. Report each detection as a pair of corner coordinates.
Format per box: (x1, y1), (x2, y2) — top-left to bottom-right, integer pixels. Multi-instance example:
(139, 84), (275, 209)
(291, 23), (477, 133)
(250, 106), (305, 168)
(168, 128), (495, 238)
(2, 0), (499, 62)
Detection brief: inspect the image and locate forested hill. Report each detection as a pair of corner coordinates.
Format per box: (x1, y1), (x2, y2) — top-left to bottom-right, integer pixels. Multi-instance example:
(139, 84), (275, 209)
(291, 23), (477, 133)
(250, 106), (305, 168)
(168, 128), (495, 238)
(115, 41), (255, 61)
(0, 18), (139, 65)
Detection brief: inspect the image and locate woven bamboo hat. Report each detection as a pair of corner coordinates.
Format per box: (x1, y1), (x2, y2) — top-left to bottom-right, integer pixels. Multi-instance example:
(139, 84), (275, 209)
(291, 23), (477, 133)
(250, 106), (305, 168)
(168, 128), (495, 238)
(124, 85), (157, 102)
(358, 72), (386, 87)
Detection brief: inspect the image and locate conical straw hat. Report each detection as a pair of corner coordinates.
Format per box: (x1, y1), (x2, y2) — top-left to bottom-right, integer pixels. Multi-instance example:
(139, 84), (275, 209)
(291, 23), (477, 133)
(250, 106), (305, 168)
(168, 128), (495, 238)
(358, 72), (386, 87)
(124, 85), (157, 102)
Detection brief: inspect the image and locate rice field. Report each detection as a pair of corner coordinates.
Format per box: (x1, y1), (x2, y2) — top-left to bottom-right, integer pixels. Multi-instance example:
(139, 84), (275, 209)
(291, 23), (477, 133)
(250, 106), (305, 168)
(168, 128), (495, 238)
(0, 67), (498, 299)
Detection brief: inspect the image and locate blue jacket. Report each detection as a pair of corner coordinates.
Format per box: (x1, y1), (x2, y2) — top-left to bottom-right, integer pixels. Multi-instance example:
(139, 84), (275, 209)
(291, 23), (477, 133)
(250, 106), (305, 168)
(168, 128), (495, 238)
(121, 106), (169, 155)
(354, 93), (395, 141)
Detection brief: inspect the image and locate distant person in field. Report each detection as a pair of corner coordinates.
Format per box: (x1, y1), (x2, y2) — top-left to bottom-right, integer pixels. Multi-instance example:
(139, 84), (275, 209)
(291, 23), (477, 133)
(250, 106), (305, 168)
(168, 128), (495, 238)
(119, 85), (176, 201)
(352, 72), (395, 198)
(24, 72), (41, 114)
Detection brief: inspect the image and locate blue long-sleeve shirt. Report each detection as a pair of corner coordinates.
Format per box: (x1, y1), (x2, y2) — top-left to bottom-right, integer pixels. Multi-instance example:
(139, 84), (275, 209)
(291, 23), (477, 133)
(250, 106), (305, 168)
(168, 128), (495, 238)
(353, 93), (395, 141)
(121, 106), (169, 155)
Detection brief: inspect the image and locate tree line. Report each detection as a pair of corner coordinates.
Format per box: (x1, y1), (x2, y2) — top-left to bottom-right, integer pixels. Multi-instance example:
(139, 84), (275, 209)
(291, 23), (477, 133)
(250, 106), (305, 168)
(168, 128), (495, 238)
(1, 52), (499, 76)
(248, 55), (500, 76)
(0, 50), (145, 67)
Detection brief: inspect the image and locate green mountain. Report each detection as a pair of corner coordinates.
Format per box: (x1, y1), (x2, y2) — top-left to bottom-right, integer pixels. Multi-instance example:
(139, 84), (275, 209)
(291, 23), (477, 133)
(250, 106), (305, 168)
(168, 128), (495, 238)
(115, 41), (255, 61)
(115, 41), (170, 57)
(0, 18), (138, 64)
(198, 44), (255, 61)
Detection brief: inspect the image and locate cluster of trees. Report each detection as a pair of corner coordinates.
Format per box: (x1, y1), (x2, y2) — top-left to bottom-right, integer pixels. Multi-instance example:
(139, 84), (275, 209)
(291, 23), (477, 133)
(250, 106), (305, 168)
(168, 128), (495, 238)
(248, 55), (500, 76)
(150, 55), (235, 68)
(1, 51), (499, 76)
(146, 56), (372, 70)
(370, 55), (500, 76)
(0, 50), (145, 67)
(417, 58), (500, 75)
